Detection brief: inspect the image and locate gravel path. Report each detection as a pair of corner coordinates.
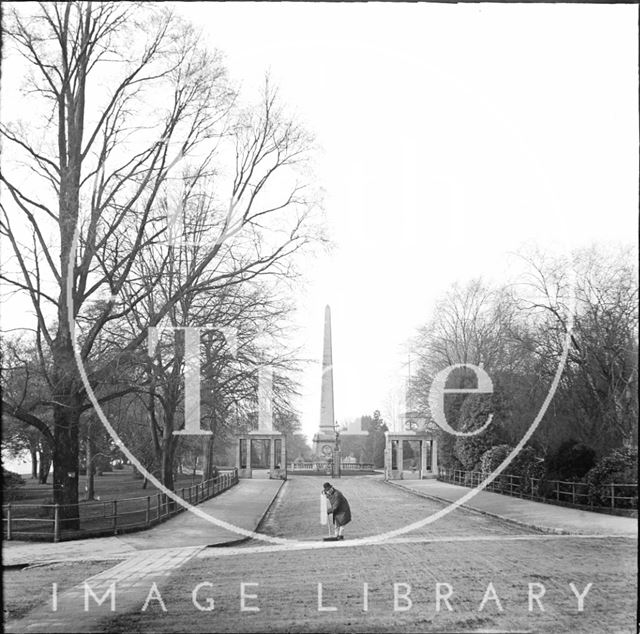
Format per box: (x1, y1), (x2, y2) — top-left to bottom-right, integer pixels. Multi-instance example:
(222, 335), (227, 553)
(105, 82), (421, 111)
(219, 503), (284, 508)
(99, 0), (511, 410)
(257, 476), (542, 540)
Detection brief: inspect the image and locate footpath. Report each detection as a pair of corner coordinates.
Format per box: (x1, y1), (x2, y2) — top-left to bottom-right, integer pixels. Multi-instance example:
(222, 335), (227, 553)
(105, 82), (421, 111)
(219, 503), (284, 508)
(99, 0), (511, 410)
(391, 478), (638, 536)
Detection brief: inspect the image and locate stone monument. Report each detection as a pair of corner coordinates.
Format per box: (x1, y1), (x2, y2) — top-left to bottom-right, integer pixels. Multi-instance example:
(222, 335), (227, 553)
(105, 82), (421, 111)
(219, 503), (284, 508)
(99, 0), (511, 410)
(312, 305), (338, 459)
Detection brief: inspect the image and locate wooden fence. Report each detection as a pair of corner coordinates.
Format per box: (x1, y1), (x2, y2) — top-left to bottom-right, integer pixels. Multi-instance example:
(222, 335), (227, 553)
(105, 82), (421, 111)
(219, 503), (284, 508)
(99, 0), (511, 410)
(2, 469), (238, 542)
(438, 468), (637, 511)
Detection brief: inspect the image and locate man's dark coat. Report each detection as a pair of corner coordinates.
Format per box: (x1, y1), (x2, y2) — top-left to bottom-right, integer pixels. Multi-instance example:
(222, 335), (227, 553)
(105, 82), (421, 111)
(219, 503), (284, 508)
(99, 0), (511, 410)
(326, 488), (351, 527)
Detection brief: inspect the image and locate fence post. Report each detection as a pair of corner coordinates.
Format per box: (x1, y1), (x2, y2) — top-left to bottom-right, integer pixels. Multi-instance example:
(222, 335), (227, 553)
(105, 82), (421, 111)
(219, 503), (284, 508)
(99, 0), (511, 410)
(112, 500), (117, 535)
(146, 496), (151, 527)
(555, 481), (560, 501)
(54, 504), (60, 542)
(157, 493), (161, 520)
(611, 483), (615, 509)
(572, 483), (576, 505)
(7, 504), (12, 541)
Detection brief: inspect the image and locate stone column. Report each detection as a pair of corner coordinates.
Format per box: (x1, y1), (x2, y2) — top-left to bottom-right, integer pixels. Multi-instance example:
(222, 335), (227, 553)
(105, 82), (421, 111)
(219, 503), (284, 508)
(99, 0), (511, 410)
(333, 450), (342, 478)
(397, 441), (404, 479)
(269, 439), (276, 479)
(420, 439), (428, 479)
(281, 436), (287, 480)
(383, 435), (389, 480)
(432, 437), (438, 476)
(238, 437), (252, 479)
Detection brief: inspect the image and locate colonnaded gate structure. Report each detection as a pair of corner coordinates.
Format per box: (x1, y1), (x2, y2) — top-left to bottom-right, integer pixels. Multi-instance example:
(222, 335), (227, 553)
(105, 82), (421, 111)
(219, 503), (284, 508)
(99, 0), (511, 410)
(384, 424), (439, 480)
(236, 430), (287, 480)
(236, 367), (287, 480)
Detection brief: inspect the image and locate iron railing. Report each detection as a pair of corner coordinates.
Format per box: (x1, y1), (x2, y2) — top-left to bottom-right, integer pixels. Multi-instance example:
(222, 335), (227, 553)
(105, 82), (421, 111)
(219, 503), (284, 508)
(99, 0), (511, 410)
(2, 468), (238, 542)
(287, 461), (375, 471)
(437, 468), (637, 511)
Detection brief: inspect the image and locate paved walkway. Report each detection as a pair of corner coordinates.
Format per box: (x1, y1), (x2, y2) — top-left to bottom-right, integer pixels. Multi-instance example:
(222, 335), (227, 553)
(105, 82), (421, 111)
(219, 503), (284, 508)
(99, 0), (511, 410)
(7, 546), (205, 633)
(3, 479), (283, 567)
(391, 478), (638, 535)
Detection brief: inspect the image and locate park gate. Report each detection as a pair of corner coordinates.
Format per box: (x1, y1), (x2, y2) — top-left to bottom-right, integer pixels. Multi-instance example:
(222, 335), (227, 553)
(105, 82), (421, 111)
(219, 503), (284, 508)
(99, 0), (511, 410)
(384, 430), (438, 480)
(236, 431), (287, 480)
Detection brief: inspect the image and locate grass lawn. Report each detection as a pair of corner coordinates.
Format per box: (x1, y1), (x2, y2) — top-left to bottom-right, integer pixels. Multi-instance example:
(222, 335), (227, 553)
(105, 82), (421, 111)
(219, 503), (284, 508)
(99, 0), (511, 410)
(4, 467), (236, 540)
(8, 466), (216, 504)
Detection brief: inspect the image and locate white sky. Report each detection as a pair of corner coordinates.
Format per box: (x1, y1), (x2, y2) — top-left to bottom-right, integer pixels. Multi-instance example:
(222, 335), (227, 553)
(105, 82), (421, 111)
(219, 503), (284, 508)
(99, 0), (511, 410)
(171, 2), (637, 440)
(2, 3), (638, 460)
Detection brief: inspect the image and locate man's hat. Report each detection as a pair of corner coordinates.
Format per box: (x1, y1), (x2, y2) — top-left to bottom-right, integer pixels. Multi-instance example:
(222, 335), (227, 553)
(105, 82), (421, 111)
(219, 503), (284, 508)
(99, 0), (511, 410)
(323, 482), (332, 491)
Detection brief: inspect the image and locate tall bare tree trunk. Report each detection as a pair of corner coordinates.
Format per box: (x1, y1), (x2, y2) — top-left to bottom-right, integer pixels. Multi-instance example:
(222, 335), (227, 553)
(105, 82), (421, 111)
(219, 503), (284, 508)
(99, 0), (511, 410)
(203, 436), (215, 481)
(38, 440), (52, 485)
(52, 402), (80, 528)
(161, 432), (177, 511)
(29, 442), (38, 480)
(85, 432), (95, 501)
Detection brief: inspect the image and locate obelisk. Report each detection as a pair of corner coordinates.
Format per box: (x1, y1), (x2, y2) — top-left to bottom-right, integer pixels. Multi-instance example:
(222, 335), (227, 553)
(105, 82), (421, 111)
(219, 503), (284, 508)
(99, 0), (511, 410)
(312, 305), (338, 458)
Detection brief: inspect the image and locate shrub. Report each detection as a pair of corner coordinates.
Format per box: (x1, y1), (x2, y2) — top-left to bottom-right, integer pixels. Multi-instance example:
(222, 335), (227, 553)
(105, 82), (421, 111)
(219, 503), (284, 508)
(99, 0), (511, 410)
(469, 444), (545, 495)
(585, 446), (638, 508)
(2, 467), (25, 489)
(508, 446), (545, 493)
(545, 440), (596, 482)
(480, 444), (513, 475)
(436, 428), (463, 471)
(2, 468), (26, 501)
(453, 391), (508, 471)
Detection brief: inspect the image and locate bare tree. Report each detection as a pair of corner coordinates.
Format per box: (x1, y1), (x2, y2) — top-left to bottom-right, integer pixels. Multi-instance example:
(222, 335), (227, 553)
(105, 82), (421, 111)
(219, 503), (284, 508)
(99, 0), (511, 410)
(409, 245), (638, 466)
(1, 3), (320, 527)
(513, 245), (638, 450)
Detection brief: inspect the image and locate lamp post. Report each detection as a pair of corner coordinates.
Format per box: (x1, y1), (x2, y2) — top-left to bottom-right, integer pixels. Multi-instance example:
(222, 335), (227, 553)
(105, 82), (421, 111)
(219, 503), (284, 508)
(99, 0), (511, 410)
(333, 420), (341, 478)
